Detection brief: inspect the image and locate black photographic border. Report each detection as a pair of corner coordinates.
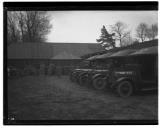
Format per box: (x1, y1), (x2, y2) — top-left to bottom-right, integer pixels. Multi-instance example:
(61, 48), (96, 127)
(3, 1), (158, 125)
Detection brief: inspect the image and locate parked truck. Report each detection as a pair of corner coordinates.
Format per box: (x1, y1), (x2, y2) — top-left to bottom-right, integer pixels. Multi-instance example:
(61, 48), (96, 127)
(70, 58), (110, 89)
(71, 46), (158, 97)
(92, 47), (158, 97)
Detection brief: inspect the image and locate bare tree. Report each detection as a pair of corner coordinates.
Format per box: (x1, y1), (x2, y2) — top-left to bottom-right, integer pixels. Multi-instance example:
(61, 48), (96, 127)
(7, 11), (52, 45)
(121, 32), (134, 46)
(151, 23), (158, 40)
(111, 21), (130, 47)
(15, 11), (26, 42)
(24, 11), (52, 42)
(146, 28), (152, 41)
(146, 23), (158, 40)
(7, 12), (20, 45)
(136, 23), (148, 43)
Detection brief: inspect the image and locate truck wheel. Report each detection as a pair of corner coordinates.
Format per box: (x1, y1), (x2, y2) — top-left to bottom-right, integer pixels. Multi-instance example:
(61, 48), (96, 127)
(116, 81), (133, 97)
(93, 77), (106, 90)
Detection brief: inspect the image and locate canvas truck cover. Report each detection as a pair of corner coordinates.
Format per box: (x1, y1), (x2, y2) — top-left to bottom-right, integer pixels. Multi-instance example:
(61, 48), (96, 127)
(129, 46), (158, 56)
(109, 49), (136, 58)
(86, 54), (102, 60)
(94, 52), (114, 60)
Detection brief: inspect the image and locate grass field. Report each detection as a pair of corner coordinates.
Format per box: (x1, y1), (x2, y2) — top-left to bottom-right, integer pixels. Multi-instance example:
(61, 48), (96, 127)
(7, 76), (158, 120)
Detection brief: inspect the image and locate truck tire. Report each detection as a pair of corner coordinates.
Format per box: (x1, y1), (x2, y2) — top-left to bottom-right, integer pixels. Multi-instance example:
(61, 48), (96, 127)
(116, 81), (133, 97)
(92, 77), (106, 90)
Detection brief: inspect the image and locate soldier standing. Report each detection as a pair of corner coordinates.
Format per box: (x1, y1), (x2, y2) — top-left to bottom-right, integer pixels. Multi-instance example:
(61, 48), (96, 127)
(48, 63), (55, 75)
(39, 63), (45, 75)
(56, 66), (62, 77)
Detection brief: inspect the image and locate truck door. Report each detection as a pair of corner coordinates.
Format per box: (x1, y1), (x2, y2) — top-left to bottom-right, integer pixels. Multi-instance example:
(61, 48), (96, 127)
(139, 55), (158, 89)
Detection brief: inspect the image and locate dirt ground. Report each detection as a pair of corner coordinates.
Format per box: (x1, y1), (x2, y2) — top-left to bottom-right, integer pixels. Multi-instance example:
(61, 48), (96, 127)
(7, 75), (158, 120)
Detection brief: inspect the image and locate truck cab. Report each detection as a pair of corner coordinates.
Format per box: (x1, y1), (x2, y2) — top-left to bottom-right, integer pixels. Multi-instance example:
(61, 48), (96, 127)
(109, 54), (158, 97)
(70, 59), (109, 86)
(70, 60), (92, 82)
(77, 59), (109, 87)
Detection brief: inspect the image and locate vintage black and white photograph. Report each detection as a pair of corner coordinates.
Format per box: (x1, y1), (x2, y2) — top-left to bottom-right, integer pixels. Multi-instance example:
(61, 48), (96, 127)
(4, 2), (158, 125)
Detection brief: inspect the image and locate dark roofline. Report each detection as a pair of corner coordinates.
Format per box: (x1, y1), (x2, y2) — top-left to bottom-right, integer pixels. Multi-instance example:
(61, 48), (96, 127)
(107, 39), (158, 52)
(82, 39), (158, 59)
(46, 42), (99, 44)
(11, 42), (99, 45)
(8, 41), (105, 59)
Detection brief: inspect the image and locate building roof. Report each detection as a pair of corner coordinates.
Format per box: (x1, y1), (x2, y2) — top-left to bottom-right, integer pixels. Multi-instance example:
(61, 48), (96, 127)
(86, 54), (101, 60)
(93, 52), (113, 60)
(89, 46), (158, 60)
(8, 42), (105, 59)
(83, 39), (158, 59)
(109, 49), (137, 58)
(130, 46), (158, 56)
(51, 51), (81, 60)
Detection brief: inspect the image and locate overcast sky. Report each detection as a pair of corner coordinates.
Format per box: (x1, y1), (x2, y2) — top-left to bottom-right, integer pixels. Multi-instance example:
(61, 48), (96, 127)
(47, 11), (157, 43)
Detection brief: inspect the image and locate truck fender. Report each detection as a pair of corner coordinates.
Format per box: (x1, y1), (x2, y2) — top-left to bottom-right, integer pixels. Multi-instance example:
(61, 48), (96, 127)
(92, 73), (105, 80)
(79, 72), (88, 77)
(111, 77), (134, 89)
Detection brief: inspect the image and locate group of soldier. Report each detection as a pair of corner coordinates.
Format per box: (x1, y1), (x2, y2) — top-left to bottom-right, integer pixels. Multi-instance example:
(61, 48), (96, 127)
(8, 63), (70, 77)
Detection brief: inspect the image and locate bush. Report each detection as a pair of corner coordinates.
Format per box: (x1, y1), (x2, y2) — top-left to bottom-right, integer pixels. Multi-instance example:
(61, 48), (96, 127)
(23, 65), (37, 76)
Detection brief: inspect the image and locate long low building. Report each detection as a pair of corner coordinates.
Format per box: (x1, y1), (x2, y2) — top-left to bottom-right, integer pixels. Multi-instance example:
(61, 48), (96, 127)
(7, 42), (105, 74)
(7, 40), (158, 75)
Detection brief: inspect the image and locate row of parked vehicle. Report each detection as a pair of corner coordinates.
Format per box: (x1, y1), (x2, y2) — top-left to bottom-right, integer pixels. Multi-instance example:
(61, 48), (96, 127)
(70, 46), (158, 97)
